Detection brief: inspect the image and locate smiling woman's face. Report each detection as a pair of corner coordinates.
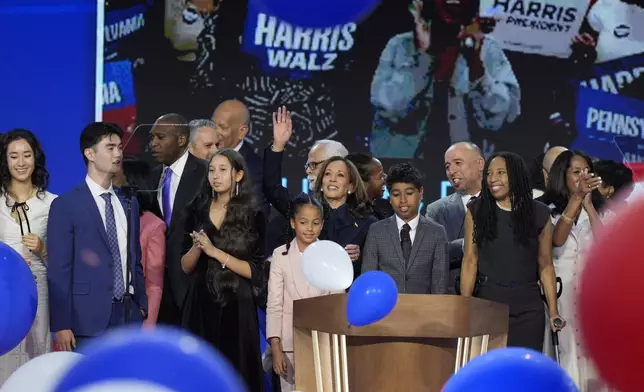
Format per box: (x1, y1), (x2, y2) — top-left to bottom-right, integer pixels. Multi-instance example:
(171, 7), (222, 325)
(566, 155), (590, 195)
(322, 160), (353, 201)
(6, 138), (35, 183)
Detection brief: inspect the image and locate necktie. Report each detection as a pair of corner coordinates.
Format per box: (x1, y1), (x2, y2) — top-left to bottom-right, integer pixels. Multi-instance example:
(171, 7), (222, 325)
(101, 193), (126, 299)
(401, 223), (412, 263)
(162, 167), (173, 227)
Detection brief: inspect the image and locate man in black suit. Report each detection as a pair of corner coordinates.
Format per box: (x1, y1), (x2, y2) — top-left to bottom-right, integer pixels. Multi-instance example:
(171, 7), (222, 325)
(149, 113), (207, 325)
(211, 99), (269, 215)
(425, 142), (483, 294)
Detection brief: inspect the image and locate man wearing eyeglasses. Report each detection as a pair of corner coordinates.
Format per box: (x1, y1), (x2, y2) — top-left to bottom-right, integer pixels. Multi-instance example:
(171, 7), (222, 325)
(304, 140), (350, 190)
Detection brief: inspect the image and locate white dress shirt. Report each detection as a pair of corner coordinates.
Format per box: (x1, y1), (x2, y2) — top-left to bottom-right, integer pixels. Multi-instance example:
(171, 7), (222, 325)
(233, 140), (244, 152)
(396, 214), (420, 245)
(461, 192), (480, 210)
(532, 189), (545, 199)
(157, 149), (189, 218)
(85, 176), (128, 290)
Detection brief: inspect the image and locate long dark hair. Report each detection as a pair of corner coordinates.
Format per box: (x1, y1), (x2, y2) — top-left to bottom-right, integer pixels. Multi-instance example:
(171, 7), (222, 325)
(120, 157), (157, 216)
(0, 129), (49, 205)
(185, 148), (259, 304)
(543, 150), (601, 215)
(312, 156), (373, 219)
(473, 152), (537, 247)
(282, 193), (323, 255)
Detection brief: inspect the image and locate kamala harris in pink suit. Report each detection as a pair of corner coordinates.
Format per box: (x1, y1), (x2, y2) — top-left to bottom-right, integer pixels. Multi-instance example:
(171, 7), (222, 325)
(139, 211), (166, 326)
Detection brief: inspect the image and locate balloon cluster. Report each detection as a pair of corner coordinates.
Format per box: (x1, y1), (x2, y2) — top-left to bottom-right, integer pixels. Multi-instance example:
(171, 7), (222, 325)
(0, 241), (248, 391)
(301, 240), (398, 328)
(1, 327), (247, 392)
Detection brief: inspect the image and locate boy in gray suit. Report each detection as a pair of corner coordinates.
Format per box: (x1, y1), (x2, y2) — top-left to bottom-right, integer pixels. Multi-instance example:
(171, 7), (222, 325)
(361, 163), (449, 294)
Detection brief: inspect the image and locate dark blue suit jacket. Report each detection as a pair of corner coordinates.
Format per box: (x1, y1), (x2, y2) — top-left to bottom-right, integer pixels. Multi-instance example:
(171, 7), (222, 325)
(47, 181), (148, 336)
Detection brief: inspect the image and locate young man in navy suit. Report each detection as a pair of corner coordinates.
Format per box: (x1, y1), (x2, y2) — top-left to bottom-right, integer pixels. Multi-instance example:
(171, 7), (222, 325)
(48, 122), (148, 350)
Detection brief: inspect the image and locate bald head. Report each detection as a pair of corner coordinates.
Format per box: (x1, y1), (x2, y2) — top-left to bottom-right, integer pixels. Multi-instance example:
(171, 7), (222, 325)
(211, 100), (250, 149)
(149, 113), (190, 166)
(444, 142), (484, 194)
(542, 146), (568, 172)
(154, 113), (189, 137)
(542, 146), (568, 186)
(447, 142), (482, 158)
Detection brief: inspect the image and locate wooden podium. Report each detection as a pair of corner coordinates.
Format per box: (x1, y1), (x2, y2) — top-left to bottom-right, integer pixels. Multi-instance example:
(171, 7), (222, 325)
(292, 294), (509, 392)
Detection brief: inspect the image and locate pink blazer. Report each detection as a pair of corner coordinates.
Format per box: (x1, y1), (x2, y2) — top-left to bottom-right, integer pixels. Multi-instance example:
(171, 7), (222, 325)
(139, 211), (166, 326)
(266, 239), (339, 352)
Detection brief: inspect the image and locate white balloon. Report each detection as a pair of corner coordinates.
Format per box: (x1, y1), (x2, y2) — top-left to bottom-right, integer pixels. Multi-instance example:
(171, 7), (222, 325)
(301, 240), (353, 291)
(1, 351), (83, 392)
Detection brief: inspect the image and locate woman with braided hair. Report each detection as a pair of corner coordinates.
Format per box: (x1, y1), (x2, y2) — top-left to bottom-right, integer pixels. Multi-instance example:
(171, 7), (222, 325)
(460, 151), (565, 351)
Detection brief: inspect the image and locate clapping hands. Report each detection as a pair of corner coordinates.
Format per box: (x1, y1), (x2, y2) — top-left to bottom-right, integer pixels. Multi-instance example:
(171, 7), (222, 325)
(574, 169), (602, 209)
(191, 230), (217, 257)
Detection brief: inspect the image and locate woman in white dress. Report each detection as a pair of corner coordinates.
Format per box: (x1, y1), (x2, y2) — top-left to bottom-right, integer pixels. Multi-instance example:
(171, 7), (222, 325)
(0, 129), (56, 386)
(544, 150), (605, 391)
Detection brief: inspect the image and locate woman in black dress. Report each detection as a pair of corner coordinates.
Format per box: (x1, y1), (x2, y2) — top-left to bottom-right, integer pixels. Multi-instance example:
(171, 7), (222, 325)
(460, 152), (565, 351)
(180, 149), (265, 391)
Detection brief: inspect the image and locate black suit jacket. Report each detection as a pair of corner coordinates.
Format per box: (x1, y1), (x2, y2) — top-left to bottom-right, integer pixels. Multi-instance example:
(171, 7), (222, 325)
(239, 142), (269, 216)
(262, 146), (291, 217)
(150, 152), (207, 308)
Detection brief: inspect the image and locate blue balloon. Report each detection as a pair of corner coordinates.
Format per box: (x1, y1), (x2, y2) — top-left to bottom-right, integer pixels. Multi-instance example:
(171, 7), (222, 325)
(0, 241), (38, 356)
(256, 0), (381, 28)
(54, 326), (248, 392)
(346, 271), (398, 327)
(443, 348), (579, 392)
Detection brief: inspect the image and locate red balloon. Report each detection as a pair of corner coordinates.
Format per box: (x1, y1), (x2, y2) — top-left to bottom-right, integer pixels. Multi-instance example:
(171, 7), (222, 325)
(578, 196), (644, 392)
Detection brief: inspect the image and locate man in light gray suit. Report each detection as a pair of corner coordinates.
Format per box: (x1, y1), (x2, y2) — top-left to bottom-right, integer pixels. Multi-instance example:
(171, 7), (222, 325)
(362, 163), (449, 294)
(425, 142), (483, 294)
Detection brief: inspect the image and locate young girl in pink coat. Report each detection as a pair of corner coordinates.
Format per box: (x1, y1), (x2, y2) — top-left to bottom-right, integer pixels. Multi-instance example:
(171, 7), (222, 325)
(266, 194), (339, 391)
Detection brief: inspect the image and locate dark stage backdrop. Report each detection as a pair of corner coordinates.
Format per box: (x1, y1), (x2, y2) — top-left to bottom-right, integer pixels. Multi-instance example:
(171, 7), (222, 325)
(102, 0), (644, 206)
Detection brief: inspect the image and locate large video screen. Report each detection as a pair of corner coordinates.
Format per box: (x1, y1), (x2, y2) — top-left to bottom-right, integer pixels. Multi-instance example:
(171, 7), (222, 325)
(102, 0), (644, 203)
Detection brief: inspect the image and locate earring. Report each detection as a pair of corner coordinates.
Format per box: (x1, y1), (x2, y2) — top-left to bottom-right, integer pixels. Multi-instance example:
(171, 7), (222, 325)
(235, 182), (240, 196)
(348, 190), (352, 195)
(212, 188), (215, 198)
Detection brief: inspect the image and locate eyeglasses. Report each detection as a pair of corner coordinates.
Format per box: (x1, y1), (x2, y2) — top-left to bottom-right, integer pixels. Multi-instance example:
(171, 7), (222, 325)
(304, 160), (324, 171)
